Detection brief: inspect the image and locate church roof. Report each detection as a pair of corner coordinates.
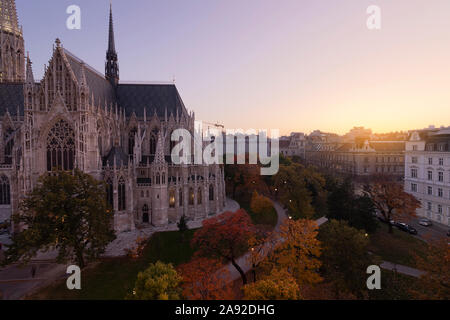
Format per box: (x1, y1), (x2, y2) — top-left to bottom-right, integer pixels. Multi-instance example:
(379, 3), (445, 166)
(116, 83), (187, 118)
(0, 82), (24, 116)
(64, 49), (117, 107)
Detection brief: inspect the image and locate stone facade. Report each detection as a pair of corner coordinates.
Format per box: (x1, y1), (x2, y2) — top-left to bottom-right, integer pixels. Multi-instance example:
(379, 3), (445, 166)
(0, 2), (226, 233)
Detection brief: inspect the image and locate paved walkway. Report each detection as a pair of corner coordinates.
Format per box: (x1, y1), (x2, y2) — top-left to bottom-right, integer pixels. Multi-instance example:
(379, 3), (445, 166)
(104, 198), (240, 257)
(0, 198), (240, 300)
(380, 261), (425, 278)
(221, 200), (327, 283)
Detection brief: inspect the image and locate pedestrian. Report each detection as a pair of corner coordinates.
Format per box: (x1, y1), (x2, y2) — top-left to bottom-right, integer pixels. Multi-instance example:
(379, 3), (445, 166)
(31, 264), (37, 278)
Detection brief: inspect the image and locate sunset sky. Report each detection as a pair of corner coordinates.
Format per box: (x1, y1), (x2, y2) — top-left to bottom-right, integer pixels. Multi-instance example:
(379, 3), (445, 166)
(17, 0), (450, 135)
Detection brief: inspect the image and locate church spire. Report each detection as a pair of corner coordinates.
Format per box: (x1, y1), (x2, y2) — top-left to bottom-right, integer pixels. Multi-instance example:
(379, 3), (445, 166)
(0, 0), (21, 36)
(0, 0), (25, 83)
(105, 3), (119, 86)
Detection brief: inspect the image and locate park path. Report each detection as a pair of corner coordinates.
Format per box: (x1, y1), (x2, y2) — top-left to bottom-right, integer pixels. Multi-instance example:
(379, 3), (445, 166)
(222, 200), (425, 285)
(220, 200), (328, 283)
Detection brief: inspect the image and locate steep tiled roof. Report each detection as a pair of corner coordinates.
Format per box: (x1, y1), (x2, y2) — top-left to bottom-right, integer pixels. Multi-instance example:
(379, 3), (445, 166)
(0, 83), (24, 116)
(116, 83), (188, 118)
(64, 50), (116, 107)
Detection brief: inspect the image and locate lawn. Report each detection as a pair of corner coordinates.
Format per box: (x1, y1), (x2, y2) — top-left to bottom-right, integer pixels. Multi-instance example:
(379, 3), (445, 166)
(29, 229), (197, 300)
(368, 222), (428, 268)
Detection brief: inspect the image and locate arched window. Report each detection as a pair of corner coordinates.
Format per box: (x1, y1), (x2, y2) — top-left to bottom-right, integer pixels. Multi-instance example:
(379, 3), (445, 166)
(4, 139), (13, 165)
(197, 187), (202, 205)
(118, 177), (126, 211)
(189, 188), (194, 205)
(150, 128), (159, 155)
(128, 128), (137, 158)
(142, 204), (149, 223)
(106, 178), (113, 209)
(46, 119), (75, 171)
(179, 189), (183, 206)
(169, 189), (175, 208)
(209, 184), (214, 201)
(0, 175), (10, 205)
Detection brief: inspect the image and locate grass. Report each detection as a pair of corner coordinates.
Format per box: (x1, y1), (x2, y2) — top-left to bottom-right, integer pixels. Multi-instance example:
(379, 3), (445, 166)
(29, 229), (197, 300)
(368, 222), (428, 268)
(368, 269), (420, 300)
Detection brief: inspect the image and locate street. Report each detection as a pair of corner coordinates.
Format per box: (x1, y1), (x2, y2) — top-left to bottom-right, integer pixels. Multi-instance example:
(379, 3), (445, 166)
(409, 218), (449, 242)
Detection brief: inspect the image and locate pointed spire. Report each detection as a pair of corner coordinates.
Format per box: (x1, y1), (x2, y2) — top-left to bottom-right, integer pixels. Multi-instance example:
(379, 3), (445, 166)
(105, 2), (119, 86)
(79, 62), (88, 88)
(0, 0), (21, 36)
(25, 52), (34, 85)
(153, 130), (166, 165)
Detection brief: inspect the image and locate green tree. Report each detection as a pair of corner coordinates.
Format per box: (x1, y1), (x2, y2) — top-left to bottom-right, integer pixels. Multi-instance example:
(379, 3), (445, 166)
(3, 170), (115, 268)
(128, 261), (182, 300)
(319, 220), (375, 299)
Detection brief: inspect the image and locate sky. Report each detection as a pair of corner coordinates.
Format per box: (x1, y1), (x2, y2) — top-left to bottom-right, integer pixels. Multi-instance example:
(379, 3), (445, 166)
(15, 0), (450, 135)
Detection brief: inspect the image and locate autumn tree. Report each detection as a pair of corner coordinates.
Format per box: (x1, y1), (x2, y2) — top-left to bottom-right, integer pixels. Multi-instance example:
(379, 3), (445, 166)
(250, 191), (277, 227)
(363, 176), (420, 233)
(128, 261), (182, 300)
(191, 209), (255, 285)
(263, 219), (322, 288)
(319, 219), (375, 299)
(243, 268), (299, 300)
(411, 239), (450, 300)
(272, 164), (315, 219)
(3, 169), (115, 268)
(178, 257), (233, 300)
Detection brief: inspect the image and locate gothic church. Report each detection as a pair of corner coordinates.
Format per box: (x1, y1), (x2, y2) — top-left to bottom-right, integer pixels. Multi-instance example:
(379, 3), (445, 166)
(0, 0), (226, 232)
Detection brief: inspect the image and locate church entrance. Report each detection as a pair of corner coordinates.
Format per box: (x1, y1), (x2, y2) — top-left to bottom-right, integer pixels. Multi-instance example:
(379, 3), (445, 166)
(142, 204), (149, 223)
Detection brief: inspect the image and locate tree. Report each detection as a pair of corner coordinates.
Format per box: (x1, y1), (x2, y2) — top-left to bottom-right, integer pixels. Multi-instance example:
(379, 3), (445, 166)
(327, 178), (377, 233)
(191, 209), (255, 285)
(411, 239), (450, 300)
(3, 169), (115, 268)
(319, 219), (375, 299)
(272, 164), (315, 219)
(128, 261), (182, 300)
(243, 268), (299, 300)
(264, 219), (322, 288)
(250, 191), (273, 216)
(363, 177), (420, 233)
(178, 257), (233, 300)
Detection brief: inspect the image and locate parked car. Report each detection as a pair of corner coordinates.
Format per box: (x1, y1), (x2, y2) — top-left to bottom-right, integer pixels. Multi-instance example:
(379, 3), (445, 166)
(418, 218), (433, 227)
(396, 223), (418, 235)
(447, 229), (450, 237)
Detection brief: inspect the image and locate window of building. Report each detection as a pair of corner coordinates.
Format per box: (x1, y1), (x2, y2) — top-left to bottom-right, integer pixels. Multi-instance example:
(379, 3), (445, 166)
(46, 119), (75, 171)
(197, 188), (202, 205)
(179, 189), (183, 206)
(412, 145), (418, 151)
(438, 188), (443, 198)
(428, 158), (433, 165)
(142, 204), (149, 223)
(439, 158), (444, 166)
(428, 186), (433, 195)
(428, 171), (433, 181)
(439, 171), (444, 182)
(411, 183), (417, 192)
(438, 204), (442, 214)
(149, 128), (159, 155)
(412, 157), (418, 164)
(189, 188), (194, 205)
(427, 202), (432, 211)
(209, 185), (214, 201)
(169, 190), (175, 208)
(0, 175), (11, 205)
(118, 177), (126, 211)
(411, 168), (417, 178)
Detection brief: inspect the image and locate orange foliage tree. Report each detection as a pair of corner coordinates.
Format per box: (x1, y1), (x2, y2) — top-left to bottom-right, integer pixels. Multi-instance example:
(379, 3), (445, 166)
(191, 209), (255, 285)
(243, 268), (299, 300)
(178, 257), (234, 300)
(411, 239), (450, 300)
(363, 176), (420, 233)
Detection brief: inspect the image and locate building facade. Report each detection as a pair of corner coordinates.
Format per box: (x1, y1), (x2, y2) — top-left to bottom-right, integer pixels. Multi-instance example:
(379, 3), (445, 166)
(404, 128), (450, 226)
(0, 1), (226, 233)
(279, 132), (306, 158)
